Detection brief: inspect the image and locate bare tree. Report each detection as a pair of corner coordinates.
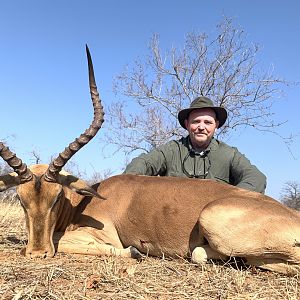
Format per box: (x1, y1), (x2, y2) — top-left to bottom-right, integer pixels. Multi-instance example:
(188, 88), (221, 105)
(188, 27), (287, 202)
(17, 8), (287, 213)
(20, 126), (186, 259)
(280, 181), (300, 211)
(87, 168), (113, 185)
(29, 150), (42, 164)
(62, 160), (112, 185)
(106, 17), (291, 157)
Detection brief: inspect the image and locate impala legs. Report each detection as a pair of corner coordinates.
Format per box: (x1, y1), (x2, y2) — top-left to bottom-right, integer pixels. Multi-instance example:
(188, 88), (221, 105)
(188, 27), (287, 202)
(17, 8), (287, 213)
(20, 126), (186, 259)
(245, 257), (300, 275)
(192, 245), (300, 275)
(194, 197), (300, 274)
(54, 229), (142, 259)
(191, 244), (227, 264)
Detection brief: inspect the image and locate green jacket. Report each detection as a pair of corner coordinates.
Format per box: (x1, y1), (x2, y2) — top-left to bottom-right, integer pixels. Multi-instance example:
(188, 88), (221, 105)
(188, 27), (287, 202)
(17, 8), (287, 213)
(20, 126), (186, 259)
(124, 136), (266, 193)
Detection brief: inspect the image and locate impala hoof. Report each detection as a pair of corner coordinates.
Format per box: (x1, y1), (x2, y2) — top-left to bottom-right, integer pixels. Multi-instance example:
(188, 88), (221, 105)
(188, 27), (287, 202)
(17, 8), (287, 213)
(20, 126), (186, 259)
(130, 246), (144, 260)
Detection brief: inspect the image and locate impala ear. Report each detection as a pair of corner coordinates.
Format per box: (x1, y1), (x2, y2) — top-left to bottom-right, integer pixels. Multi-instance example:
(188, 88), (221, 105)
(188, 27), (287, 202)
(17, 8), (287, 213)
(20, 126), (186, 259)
(57, 172), (104, 200)
(0, 173), (20, 192)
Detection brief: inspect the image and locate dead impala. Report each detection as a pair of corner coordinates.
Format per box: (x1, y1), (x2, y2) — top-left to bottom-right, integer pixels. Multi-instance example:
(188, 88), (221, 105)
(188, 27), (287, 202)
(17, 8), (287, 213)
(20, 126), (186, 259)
(0, 46), (300, 275)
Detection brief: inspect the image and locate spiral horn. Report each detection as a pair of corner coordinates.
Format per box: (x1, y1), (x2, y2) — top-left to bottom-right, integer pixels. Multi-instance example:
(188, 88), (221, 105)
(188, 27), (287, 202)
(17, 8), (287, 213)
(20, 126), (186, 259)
(45, 45), (104, 182)
(0, 142), (33, 183)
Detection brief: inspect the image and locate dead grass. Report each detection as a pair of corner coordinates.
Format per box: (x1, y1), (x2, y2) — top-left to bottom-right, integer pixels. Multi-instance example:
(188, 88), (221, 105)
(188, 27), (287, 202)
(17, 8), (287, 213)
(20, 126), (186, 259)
(0, 196), (299, 300)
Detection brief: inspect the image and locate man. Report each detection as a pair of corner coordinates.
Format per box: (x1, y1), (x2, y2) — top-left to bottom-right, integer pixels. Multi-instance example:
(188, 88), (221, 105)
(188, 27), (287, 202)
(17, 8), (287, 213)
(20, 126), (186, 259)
(124, 96), (266, 193)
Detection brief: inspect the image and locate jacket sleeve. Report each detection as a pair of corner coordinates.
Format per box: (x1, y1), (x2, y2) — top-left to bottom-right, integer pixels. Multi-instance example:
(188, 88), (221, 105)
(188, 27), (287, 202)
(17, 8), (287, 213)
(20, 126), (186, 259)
(123, 148), (168, 176)
(230, 148), (267, 194)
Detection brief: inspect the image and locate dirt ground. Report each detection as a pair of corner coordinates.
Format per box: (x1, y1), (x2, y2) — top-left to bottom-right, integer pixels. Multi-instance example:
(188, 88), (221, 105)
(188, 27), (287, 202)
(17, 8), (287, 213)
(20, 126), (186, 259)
(0, 199), (299, 300)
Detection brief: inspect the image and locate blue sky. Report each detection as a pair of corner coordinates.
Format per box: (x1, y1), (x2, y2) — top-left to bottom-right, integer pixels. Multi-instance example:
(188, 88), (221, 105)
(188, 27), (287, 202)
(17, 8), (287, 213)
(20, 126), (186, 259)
(0, 1), (299, 199)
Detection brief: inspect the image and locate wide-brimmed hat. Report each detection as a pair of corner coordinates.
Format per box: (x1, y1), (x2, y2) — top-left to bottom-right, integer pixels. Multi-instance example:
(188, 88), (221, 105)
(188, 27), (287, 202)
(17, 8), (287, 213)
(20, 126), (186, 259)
(178, 96), (227, 129)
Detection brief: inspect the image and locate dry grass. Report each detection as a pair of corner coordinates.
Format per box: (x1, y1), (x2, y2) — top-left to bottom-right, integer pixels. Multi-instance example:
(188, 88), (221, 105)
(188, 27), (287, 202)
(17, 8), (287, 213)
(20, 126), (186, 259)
(0, 197), (299, 300)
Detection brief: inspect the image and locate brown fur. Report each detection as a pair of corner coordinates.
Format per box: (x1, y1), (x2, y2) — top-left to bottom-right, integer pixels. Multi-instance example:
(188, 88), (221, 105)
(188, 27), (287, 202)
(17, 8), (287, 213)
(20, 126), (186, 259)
(1, 164), (300, 274)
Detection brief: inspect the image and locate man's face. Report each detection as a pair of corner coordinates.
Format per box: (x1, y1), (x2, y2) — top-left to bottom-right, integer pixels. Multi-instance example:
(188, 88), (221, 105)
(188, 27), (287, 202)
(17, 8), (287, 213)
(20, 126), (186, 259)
(184, 108), (219, 149)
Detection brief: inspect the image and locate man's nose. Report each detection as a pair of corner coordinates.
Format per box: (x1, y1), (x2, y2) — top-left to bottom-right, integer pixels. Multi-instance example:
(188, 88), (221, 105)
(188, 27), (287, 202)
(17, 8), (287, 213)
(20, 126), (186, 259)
(197, 123), (205, 130)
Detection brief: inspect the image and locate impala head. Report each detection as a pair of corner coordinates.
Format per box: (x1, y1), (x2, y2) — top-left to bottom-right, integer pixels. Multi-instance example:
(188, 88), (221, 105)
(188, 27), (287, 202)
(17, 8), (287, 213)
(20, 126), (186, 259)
(0, 46), (104, 258)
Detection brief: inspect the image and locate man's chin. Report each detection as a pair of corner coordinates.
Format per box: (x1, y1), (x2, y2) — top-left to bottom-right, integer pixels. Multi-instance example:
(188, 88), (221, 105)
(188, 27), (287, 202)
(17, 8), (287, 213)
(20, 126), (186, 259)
(195, 135), (207, 142)
(192, 136), (211, 148)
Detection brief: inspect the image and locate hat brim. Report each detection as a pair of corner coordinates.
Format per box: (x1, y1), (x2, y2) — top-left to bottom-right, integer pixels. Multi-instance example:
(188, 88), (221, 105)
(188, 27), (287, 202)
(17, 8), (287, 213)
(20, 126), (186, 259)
(178, 107), (227, 129)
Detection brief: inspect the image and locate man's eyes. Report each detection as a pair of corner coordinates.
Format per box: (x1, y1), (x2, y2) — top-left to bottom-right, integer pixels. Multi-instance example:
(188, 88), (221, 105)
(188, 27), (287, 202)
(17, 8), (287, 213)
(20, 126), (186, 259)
(192, 121), (213, 125)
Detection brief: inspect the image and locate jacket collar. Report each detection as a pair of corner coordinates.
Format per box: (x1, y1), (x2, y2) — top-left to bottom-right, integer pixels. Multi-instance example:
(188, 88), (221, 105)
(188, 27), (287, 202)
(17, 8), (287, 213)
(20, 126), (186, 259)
(183, 136), (218, 153)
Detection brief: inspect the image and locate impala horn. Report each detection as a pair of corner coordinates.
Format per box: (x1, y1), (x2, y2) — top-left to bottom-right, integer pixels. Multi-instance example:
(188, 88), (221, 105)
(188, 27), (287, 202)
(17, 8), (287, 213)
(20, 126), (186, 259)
(0, 142), (33, 183)
(44, 45), (104, 182)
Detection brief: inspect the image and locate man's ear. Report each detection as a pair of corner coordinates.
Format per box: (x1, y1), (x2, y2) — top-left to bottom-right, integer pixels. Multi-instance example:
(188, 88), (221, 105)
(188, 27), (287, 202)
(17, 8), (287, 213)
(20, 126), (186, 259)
(184, 119), (189, 129)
